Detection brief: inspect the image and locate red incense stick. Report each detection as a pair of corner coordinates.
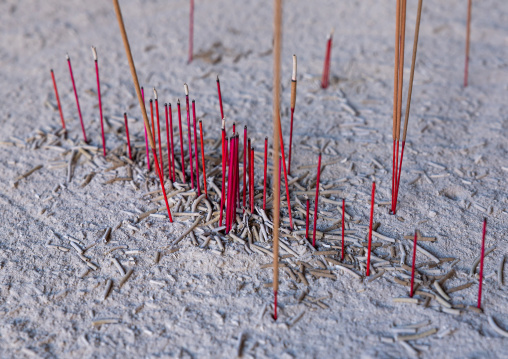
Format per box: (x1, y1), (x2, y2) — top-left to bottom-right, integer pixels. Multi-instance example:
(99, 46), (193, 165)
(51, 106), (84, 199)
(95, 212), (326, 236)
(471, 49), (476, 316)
(366, 181), (376, 276)
(152, 147), (173, 222)
(192, 100), (201, 195)
(341, 199), (345, 260)
(217, 75), (224, 120)
(277, 118), (294, 229)
(321, 30), (333, 89)
(92, 47), (106, 156)
(219, 129), (227, 226)
(464, 0), (472, 87)
(226, 136), (235, 232)
(177, 99), (186, 183)
(263, 137), (268, 210)
(123, 112), (132, 160)
(199, 120), (207, 197)
(50, 69), (66, 131)
(410, 230), (417, 297)
(66, 54), (87, 142)
(141, 87), (151, 171)
(250, 146), (255, 213)
(168, 103), (176, 182)
(188, 0), (194, 64)
(243, 126), (248, 210)
(478, 218), (487, 309)
(165, 103), (173, 181)
(305, 199), (310, 240)
(154, 91), (164, 179)
(149, 99), (156, 171)
(312, 153), (322, 247)
(184, 84), (195, 188)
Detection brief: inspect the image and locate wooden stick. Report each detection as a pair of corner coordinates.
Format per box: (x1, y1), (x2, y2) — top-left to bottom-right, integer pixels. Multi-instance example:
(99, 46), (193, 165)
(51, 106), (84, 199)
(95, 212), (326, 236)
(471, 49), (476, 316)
(305, 199), (310, 240)
(272, 0), (282, 321)
(464, 0), (472, 87)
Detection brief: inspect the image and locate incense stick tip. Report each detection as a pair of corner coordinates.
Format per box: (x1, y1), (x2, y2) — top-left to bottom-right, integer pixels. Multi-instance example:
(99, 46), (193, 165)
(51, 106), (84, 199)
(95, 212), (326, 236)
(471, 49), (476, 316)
(66, 53), (70, 61)
(91, 46), (97, 61)
(292, 54), (297, 81)
(184, 83), (189, 96)
(153, 88), (158, 100)
(216, 75), (220, 82)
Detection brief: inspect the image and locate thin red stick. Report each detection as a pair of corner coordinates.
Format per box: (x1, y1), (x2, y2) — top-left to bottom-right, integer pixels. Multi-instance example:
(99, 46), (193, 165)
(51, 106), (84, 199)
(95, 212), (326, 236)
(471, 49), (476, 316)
(192, 100), (201, 195)
(165, 104), (173, 181)
(152, 148), (173, 223)
(366, 181), (376, 276)
(247, 138), (251, 208)
(93, 48), (106, 156)
(464, 0), (472, 87)
(185, 91), (195, 188)
(168, 103), (176, 182)
(341, 199), (345, 260)
(288, 108), (295, 175)
(321, 32), (333, 89)
(199, 121), (207, 197)
(155, 98), (163, 179)
(312, 153), (322, 247)
(123, 113), (132, 160)
(177, 100), (185, 183)
(243, 126), (248, 210)
(219, 130), (227, 226)
(273, 290), (278, 321)
(66, 55), (87, 142)
(50, 69), (66, 131)
(278, 119), (294, 229)
(263, 137), (268, 210)
(188, 0), (194, 64)
(141, 87), (150, 172)
(305, 199), (310, 240)
(217, 75), (224, 120)
(226, 136), (235, 232)
(250, 146), (255, 213)
(410, 230), (417, 297)
(150, 100), (155, 170)
(236, 135), (240, 209)
(478, 218), (487, 309)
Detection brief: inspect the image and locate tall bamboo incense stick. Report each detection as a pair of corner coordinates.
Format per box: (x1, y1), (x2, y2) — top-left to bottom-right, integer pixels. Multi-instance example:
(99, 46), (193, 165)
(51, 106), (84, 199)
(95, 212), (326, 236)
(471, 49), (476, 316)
(92, 47), (106, 156)
(66, 54), (87, 142)
(112, 0), (173, 222)
(272, 0), (283, 321)
(288, 54), (297, 175)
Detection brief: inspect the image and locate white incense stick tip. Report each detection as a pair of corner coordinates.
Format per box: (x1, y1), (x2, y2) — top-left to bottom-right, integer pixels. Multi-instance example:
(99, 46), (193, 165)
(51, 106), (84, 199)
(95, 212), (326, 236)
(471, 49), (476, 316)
(66, 53), (70, 61)
(153, 88), (158, 100)
(222, 118), (225, 129)
(91, 46), (98, 61)
(330, 28), (335, 37)
(184, 83), (189, 96)
(292, 54), (297, 81)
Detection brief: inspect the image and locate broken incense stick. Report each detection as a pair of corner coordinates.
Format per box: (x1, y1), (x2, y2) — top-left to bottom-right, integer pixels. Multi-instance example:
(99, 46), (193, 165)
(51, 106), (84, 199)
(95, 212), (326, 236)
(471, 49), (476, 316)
(312, 153), (322, 247)
(123, 113), (132, 160)
(366, 181), (376, 276)
(478, 218), (487, 309)
(92, 47), (106, 156)
(66, 54), (87, 142)
(464, 0), (472, 87)
(410, 230), (417, 297)
(288, 54), (297, 175)
(50, 69), (66, 131)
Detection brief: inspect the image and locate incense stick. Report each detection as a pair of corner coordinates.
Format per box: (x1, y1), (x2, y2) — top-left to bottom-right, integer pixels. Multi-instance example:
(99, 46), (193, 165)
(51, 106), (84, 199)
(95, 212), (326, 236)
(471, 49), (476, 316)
(321, 30), (333, 89)
(50, 69), (66, 131)
(184, 84), (195, 188)
(168, 103), (176, 182)
(154, 90), (163, 179)
(312, 153), (322, 247)
(217, 75), (224, 120)
(250, 146), (255, 213)
(478, 218), (487, 309)
(199, 120), (207, 197)
(366, 181), (376, 276)
(177, 99), (186, 183)
(263, 137), (268, 210)
(278, 118), (294, 229)
(123, 112), (132, 160)
(165, 103), (173, 181)
(92, 47), (106, 156)
(243, 126), (248, 210)
(272, 0), (282, 320)
(66, 54), (87, 142)
(464, 0), (472, 87)
(192, 100), (201, 195)
(219, 127), (227, 225)
(141, 87), (150, 171)
(341, 199), (345, 260)
(288, 54), (297, 174)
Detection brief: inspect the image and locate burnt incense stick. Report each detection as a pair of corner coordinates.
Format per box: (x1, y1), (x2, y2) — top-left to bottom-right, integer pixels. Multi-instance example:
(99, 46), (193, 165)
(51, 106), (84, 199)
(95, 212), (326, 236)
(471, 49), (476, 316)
(243, 126), (248, 210)
(123, 112), (132, 160)
(312, 153), (322, 247)
(262, 137), (268, 210)
(188, 0), (194, 64)
(219, 126), (227, 225)
(341, 198), (345, 260)
(410, 230), (418, 297)
(288, 54), (297, 174)
(321, 30), (333, 89)
(464, 0), (472, 87)
(92, 47), (106, 156)
(66, 54), (87, 142)
(177, 99), (186, 183)
(366, 181), (376, 276)
(50, 69), (66, 131)
(112, 0), (173, 222)
(217, 75), (224, 120)
(184, 84), (195, 188)
(192, 100), (201, 195)
(168, 103), (175, 182)
(272, 0), (283, 321)
(250, 146), (255, 213)
(141, 87), (151, 171)
(305, 199), (310, 240)
(199, 120), (207, 197)
(478, 218), (487, 309)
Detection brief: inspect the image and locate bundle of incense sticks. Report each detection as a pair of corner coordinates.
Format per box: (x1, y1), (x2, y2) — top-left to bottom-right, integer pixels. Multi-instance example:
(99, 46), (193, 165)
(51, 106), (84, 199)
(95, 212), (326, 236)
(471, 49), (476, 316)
(391, 0), (423, 214)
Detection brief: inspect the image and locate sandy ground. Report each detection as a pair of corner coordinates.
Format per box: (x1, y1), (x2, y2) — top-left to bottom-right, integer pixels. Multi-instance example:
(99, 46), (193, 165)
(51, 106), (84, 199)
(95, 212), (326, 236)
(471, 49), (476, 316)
(0, 0), (507, 357)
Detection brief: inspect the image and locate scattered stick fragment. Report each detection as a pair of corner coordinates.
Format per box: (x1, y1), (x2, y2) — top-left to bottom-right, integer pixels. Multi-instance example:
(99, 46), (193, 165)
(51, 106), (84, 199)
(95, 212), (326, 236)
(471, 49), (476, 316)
(397, 328), (437, 341)
(499, 255), (505, 286)
(119, 269), (134, 288)
(470, 246), (496, 276)
(15, 164), (43, 182)
(488, 316), (508, 338)
(103, 279), (113, 300)
(92, 318), (120, 327)
(410, 230), (417, 297)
